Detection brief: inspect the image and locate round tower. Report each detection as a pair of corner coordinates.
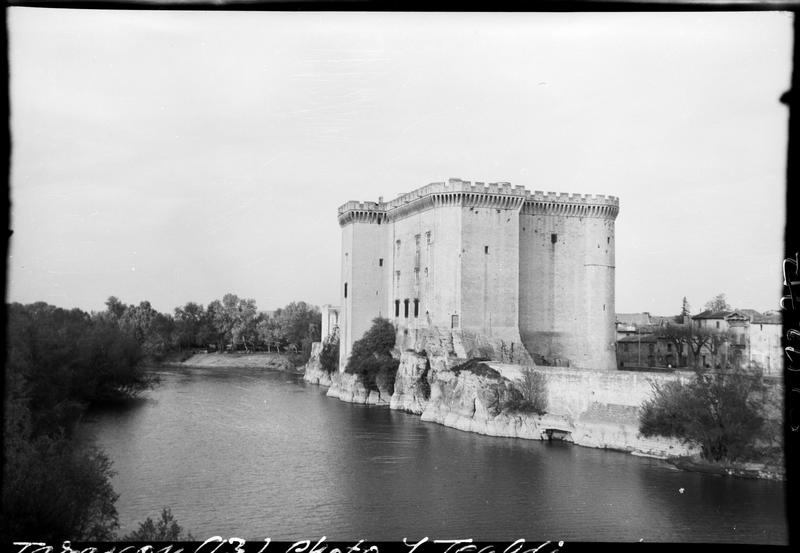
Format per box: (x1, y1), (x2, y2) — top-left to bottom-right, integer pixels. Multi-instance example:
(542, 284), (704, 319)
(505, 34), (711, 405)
(518, 192), (619, 370)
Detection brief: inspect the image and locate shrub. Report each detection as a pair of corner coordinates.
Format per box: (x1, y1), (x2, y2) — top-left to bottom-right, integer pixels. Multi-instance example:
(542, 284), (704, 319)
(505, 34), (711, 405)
(639, 368), (766, 462)
(2, 399), (119, 542)
(319, 328), (340, 374)
(506, 368), (548, 415)
(345, 318), (399, 392)
(124, 508), (194, 541)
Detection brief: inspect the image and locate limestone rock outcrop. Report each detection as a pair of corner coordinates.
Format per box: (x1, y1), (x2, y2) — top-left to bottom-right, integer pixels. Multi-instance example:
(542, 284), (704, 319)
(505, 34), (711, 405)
(326, 371), (391, 406)
(420, 361), (551, 439)
(302, 342), (333, 386)
(389, 350), (432, 414)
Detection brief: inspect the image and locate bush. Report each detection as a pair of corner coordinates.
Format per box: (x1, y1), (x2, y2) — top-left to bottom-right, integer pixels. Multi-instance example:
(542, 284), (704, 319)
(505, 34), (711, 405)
(319, 328), (340, 374)
(2, 398), (119, 542)
(124, 508), (194, 541)
(639, 368), (766, 462)
(345, 318), (399, 392)
(506, 368), (548, 415)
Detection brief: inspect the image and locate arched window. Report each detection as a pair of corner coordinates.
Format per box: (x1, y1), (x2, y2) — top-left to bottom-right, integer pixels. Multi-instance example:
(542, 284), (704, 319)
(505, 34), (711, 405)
(344, 282), (348, 298)
(404, 299), (410, 318)
(413, 299), (420, 317)
(394, 300), (400, 317)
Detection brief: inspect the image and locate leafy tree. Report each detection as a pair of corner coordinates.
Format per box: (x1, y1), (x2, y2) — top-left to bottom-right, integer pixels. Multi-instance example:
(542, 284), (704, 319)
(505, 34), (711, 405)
(704, 293), (731, 312)
(231, 297), (259, 352)
(639, 367), (766, 462)
(105, 296), (127, 320)
(256, 314), (282, 351)
(118, 300), (174, 360)
(319, 327), (340, 374)
(345, 318), (399, 392)
(123, 508), (194, 541)
(272, 302), (321, 351)
(173, 302), (207, 350)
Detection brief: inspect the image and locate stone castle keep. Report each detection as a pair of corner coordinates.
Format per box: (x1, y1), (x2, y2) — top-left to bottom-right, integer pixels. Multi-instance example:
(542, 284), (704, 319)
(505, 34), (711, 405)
(337, 178), (620, 371)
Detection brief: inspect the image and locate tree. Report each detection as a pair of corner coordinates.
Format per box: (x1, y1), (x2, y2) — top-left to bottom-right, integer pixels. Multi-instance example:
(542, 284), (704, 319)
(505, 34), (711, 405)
(118, 301), (174, 360)
(256, 314), (281, 351)
(173, 302), (207, 350)
(123, 508), (194, 541)
(319, 327), (340, 374)
(640, 367), (766, 462)
(680, 297), (691, 319)
(345, 318), (399, 392)
(105, 296), (127, 320)
(231, 298), (258, 352)
(655, 324), (691, 367)
(272, 301), (321, 354)
(704, 293), (731, 312)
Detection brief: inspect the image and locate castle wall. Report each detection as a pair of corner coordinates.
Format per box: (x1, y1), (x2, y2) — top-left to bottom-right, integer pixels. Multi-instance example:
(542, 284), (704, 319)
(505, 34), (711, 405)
(460, 204), (521, 342)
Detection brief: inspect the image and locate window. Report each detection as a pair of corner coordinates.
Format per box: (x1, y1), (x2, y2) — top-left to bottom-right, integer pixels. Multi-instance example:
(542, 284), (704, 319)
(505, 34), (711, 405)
(484, 245), (489, 254)
(607, 237), (610, 244)
(551, 233), (558, 244)
(716, 321), (720, 329)
(451, 314), (460, 328)
(379, 258), (383, 267)
(395, 300), (400, 317)
(667, 343), (673, 352)
(426, 231), (432, 244)
(413, 299), (419, 317)
(648, 343), (655, 354)
(404, 299), (410, 318)
(344, 282), (348, 298)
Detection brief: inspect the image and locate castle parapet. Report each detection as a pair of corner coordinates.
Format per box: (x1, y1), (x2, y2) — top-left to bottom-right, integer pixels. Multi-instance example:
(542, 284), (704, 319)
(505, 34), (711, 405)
(337, 178), (619, 226)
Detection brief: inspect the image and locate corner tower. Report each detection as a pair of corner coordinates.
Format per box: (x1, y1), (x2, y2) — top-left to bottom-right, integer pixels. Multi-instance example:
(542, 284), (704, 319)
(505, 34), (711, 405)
(337, 201), (389, 371)
(518, 192), (619, 370)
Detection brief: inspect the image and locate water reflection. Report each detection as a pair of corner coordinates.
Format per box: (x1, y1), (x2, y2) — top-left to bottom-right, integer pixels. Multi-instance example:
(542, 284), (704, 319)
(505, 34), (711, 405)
(78, 367), (787, 543)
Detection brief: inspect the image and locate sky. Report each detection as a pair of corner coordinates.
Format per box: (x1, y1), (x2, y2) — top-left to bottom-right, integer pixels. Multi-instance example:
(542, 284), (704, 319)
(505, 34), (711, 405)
(7, 9), (793, 316)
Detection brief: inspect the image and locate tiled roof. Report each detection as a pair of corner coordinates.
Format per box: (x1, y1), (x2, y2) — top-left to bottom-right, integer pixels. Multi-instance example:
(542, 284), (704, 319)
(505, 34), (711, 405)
(618, 333), (658, 343)
(616, 313), (651, 325)
(752, 313), (782, 324)
(692, 310), (732, 320)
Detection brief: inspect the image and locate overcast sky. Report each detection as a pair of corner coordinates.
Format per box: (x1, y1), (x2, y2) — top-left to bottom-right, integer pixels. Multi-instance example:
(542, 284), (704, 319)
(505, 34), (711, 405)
(7, 9), (792, 316)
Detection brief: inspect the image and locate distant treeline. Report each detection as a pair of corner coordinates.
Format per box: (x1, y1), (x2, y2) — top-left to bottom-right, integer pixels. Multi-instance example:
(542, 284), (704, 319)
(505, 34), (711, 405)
(2, 295), (321, 541)
(104, 294), (322, 359)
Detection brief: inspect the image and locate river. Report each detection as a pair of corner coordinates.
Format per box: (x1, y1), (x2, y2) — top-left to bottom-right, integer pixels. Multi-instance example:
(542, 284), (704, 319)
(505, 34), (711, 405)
(77, 366), (788, 543)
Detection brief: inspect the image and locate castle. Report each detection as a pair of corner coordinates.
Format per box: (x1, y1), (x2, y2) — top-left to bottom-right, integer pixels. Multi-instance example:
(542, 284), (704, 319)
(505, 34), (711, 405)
(337, 178), (620, 371)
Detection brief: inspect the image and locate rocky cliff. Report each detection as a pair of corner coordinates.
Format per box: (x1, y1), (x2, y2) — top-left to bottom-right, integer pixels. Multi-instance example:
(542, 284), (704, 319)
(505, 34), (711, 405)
(326, 370), (392, 406)
(307, 346), (702, 461)
(302, 342), (333, 386)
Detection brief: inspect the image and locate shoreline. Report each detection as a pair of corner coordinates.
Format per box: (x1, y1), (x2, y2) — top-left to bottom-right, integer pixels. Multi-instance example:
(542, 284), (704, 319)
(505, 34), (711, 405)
(302, 352), (784, 482)
(162, 352), (304, 372)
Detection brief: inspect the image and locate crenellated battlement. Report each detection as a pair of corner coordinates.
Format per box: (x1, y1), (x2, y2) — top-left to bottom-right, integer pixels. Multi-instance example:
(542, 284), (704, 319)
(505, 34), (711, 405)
(337, 178), (619, 226)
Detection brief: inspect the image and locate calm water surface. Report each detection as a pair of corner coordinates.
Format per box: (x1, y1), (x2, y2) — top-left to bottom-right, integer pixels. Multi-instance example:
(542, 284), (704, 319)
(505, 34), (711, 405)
(78, 367), (788, 543)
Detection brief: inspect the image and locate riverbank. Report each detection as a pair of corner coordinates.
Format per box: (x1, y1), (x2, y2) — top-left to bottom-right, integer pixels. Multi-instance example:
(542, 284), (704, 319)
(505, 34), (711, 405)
(167, 352), (302, 371)
(303, 347), (784, 481)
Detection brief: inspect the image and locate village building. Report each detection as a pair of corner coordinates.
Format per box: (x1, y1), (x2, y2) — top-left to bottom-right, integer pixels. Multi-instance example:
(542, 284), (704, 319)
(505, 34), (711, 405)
(615, 309), (782, 376)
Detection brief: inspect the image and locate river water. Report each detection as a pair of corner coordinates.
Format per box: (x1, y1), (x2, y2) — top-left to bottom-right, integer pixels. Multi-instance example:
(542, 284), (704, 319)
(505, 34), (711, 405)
(78, 366), (788, 543)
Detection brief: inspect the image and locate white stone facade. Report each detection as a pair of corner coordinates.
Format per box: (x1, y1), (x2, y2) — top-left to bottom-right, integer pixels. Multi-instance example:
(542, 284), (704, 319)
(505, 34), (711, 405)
(337, 178), (620, 371)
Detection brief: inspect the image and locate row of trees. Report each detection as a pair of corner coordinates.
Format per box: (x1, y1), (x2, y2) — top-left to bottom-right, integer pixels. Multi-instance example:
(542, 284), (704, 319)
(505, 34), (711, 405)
(103, 295), (322, 360)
